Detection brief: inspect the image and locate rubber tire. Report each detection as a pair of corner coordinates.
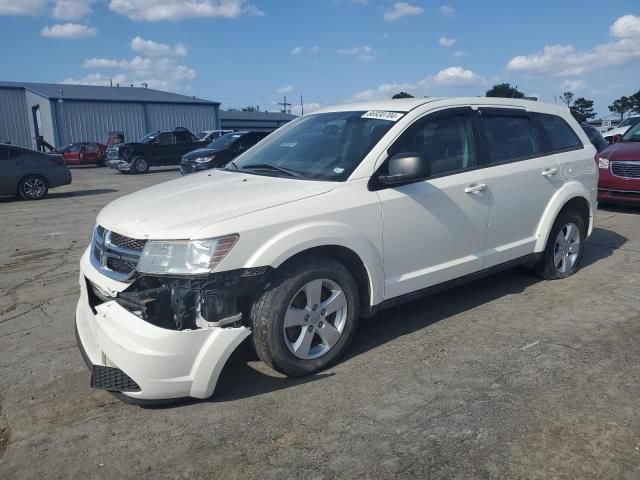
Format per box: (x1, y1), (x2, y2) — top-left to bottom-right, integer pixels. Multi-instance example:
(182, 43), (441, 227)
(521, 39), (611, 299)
(250, 256), (360, 377)
(533, 210), (586, 280)
(18, 175), (49, 200)
(131, 156), (150, 174)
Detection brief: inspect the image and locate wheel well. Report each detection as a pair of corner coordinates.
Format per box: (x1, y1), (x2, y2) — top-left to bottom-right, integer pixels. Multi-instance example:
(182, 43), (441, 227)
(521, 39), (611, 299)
(278, 246), (372, 313)
(559, 196), (590, 231)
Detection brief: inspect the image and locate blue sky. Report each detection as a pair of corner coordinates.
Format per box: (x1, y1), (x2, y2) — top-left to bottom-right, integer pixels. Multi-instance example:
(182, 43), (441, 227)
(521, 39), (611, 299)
(1, 0), (639, 117)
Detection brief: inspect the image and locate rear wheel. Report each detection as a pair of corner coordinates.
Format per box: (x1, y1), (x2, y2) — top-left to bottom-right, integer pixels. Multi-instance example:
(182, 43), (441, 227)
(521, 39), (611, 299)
(533, 210), (586, 280)
(131, 156), (149, 174)
(18, 175), (49, 200)
(250, 257), (360, 376)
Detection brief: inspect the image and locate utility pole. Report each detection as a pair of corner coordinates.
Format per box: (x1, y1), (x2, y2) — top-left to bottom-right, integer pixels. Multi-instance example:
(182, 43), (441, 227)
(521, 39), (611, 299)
(278, 95), (292, 114)
(300, 93), (304, 116)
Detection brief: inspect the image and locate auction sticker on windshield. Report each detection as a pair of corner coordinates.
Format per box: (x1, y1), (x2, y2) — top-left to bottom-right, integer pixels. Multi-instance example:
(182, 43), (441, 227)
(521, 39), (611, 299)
(361, 111), (404, 122)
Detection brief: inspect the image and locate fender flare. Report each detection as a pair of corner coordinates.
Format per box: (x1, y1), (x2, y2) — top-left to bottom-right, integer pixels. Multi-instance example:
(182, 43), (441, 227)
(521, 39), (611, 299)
(244, 222), (385, 306)
(534, 182), (594, 252)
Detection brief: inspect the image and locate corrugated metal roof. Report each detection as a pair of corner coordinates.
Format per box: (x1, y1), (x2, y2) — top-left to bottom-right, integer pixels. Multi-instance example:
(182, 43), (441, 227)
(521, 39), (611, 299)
(0, 81), (219, 105)
(219, 110), (297, 121)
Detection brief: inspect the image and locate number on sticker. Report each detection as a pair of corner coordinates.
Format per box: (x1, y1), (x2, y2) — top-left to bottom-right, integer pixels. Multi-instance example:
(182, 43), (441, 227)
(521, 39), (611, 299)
(361, 111), (404, 122)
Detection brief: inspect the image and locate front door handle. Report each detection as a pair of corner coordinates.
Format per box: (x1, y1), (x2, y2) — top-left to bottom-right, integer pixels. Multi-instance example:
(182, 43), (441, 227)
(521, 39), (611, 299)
(541, 167), (558, 177)
(464, 183), (487, 194)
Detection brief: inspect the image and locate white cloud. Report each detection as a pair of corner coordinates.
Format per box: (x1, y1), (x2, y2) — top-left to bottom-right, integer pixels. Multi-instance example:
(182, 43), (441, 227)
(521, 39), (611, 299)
(292, 102), (322, 115)
(384, 2), (424, 21)
(562, 79), (586, 91)
(277, 84), (294, 94)
(41, 23), (97, 39)
(131, 36), (187, 57)
(453, 50), (466, 57)
(109, 0), (264, 22)
(439, 5), (455, 16)
(352, 66), (485, 101)
(62, 72), (128, 86)
(291, 45), (319, 56)
(0, 0), (47, 15)
(610, 14), (640, 38)
(83, 58), (120, 68)
(52, 0), (93, 20)
(507, 14), (640, 76)
(337, 46), (374, 62)
(291, 46), (303, 55)
(439, 36), (456, 47)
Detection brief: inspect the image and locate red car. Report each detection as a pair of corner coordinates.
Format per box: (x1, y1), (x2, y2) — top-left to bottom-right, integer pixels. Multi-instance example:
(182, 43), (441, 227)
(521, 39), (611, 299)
(58, 142), (106, 166)
(597, 121), (640, 205)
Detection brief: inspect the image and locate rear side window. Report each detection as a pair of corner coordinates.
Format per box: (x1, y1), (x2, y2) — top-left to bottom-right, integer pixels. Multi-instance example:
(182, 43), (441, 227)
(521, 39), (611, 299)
(86, 143), (99, 152)
(479, 114), (539, 164)
(535, 114), (582, 152)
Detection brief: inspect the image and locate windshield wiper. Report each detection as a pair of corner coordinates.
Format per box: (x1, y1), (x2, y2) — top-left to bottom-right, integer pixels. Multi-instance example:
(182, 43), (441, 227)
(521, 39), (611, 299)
(240, 163), (303, 178)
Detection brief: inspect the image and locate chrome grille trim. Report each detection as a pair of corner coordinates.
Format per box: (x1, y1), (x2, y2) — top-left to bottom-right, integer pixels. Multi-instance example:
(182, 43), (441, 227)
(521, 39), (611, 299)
(611, 160), (640, 179)
(90, 225), (144, 282)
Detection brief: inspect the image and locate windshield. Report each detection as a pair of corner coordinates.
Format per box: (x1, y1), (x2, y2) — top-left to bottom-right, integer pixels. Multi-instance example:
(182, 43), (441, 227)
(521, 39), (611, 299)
(622, 122), (640, 142)
(207, 132), (243, 150)
(138, 132), (158, 144)
(618, 117), (638, 128)
(230, 111), (398, 181)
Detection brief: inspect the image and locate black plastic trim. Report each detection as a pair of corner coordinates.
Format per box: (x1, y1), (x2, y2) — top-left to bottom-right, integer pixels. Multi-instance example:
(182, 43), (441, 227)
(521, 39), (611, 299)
(367, 253), (542, 316)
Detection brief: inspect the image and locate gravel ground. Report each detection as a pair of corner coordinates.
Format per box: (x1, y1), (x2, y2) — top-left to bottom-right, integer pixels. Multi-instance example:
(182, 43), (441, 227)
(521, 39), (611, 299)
(0, 166), (639, 479)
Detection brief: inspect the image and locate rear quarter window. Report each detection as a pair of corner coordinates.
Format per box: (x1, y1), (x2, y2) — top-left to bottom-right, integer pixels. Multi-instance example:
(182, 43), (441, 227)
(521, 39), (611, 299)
(535, 114), (583, 153)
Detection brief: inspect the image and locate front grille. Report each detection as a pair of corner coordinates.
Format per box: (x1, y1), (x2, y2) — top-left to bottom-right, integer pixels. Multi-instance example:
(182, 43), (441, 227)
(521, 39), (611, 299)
(106, 257), (138, 274)
(109, 231), (146, 251)
(611, 161), (640, 179)
(91, 365), (140, 392)
(90, 226), (145, 281)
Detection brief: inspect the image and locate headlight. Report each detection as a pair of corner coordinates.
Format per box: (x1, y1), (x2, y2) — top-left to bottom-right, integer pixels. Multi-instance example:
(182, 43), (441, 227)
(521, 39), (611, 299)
(195, 155), (215, 163)
(137, 235), (239, 275)
(598, 157), (609, 169)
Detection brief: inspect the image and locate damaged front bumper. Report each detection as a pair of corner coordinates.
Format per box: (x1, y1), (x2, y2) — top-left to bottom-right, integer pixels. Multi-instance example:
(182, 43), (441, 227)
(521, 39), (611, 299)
(75, 249), (263, 402)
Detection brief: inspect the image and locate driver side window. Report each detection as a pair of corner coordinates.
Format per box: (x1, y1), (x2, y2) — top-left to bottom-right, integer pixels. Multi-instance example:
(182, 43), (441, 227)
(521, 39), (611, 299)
(390, 112), (476, 176)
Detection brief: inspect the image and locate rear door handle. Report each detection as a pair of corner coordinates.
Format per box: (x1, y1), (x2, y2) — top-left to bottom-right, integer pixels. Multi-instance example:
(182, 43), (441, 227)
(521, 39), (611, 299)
(464, 183), (487, 194)
(541, 168), (558, 177)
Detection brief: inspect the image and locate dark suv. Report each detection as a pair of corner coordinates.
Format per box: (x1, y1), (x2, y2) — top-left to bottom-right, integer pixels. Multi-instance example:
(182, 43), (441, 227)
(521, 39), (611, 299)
(108, 128), (202, 174)
(180, 131), (270, 175)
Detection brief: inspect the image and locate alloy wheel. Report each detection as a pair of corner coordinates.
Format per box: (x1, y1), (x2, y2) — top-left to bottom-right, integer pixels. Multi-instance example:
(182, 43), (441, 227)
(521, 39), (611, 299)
(23, 177), (47, 199)
(283, 278), (348, 360)
(553, 222), (581, 274)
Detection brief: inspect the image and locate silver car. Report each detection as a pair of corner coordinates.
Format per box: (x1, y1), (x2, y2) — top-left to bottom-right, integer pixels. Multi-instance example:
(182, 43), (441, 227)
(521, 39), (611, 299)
(0, 144), (72, 200)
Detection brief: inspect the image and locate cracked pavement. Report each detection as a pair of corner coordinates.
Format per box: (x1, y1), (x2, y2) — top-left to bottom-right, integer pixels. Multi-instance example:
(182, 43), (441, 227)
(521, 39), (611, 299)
(1, 167), (639, 479)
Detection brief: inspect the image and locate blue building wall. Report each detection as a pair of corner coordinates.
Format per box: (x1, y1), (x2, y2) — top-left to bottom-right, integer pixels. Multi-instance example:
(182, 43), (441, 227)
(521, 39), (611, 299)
(0, 87), (32, 148)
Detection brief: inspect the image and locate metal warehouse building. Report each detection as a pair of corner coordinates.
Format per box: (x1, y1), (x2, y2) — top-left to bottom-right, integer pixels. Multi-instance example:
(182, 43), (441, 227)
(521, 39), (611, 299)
(0, 81), (220, 150)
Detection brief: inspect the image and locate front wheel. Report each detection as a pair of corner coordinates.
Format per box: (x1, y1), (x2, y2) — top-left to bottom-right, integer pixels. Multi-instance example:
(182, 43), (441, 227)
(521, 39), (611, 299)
(533, 210), (586, 280)
(250, 257), (360, 376)
(18, 175), (49, 200)
(131, 156), (149, 174)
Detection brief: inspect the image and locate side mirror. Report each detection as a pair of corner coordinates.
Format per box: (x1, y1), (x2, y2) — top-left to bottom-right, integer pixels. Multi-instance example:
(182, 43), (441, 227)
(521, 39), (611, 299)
(378, 152), (431, 186)
(612, 134), (623, 143)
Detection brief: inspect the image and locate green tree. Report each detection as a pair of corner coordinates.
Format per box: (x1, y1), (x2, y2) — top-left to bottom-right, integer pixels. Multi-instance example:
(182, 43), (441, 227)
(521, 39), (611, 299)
(485, 83), (525, 99)
(570, 97), (596, 123)
(630, 90), (640, 115)
(241, 105), (259, 112)
(608, 96), (633, 121)
(392, 92), (414, 99)
(560, 91), (574, 107)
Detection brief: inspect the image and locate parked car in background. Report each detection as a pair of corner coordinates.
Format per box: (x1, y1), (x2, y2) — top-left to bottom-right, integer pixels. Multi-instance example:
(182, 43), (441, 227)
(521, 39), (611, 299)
(57, 142), (107, 166)
(580, 123), (608, 152)
(197, 129), (235, 142)
(180, 130), (270, 175)
(603, 116), (640, 144)
(107, 127), (202, 174)
(596, 120), (640, 205)
(0, 144), (71, 200)
(76, 97), (597, 403)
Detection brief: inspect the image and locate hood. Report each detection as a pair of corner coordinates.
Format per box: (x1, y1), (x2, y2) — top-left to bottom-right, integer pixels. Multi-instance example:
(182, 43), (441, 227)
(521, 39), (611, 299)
(182, 147), (223, 161)
(600, 141), (640, 161)
(604, 126), (630, 138)
(97, 170), (335, 239)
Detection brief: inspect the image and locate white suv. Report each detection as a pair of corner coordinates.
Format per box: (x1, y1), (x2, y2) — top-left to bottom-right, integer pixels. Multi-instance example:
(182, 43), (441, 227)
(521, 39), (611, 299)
(76, 97), (598, 403)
